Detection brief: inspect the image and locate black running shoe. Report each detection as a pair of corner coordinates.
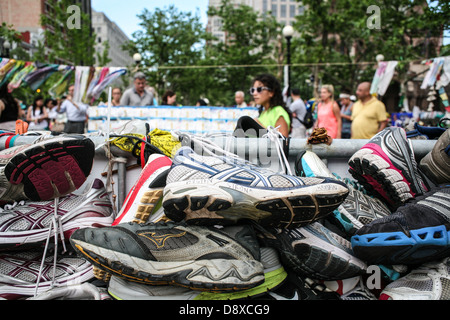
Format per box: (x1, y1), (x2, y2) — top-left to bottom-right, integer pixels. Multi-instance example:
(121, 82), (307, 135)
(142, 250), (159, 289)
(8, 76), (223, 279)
(351, 184), (450, 265)
(253, 271), (341, 300)
(70, 221), (264, 292)
(256, 222), (367, 280)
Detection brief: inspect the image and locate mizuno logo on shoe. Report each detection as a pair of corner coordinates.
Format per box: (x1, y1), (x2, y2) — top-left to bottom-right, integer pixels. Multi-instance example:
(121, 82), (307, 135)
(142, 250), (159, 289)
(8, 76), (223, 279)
(206, 234), (229, 247)
(138, 230), (187, 248)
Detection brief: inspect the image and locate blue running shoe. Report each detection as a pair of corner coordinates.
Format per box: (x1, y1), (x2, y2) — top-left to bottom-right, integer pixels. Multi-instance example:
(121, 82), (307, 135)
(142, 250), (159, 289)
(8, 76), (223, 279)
(163, 147), (349, 229)
(406, 122), (446, 140)
(351, 184), (450, 265)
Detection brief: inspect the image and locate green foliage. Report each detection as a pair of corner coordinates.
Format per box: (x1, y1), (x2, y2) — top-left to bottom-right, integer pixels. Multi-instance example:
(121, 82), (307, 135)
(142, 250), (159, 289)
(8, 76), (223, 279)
(291, 0), (448, 97)
(39, 0), (96, 66)
(206, 0), (281, 104)
(123, 5), (210, 105)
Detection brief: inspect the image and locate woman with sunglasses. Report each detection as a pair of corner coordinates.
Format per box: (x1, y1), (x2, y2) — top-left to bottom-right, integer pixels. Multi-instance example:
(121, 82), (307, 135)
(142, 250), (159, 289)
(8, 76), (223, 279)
(250, 74), (292, 138)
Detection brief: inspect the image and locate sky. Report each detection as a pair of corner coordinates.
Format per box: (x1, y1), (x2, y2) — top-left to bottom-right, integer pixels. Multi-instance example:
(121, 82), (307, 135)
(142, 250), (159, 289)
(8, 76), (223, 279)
(91, 0), (210, 39)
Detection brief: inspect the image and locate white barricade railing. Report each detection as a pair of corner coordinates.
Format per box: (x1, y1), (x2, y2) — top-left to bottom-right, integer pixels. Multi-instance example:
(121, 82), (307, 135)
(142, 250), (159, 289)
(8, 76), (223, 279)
(87, 105), (259, 134)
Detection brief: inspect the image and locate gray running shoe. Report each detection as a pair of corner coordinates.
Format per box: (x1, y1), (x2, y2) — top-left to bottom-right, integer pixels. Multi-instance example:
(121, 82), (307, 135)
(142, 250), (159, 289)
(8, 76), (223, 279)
(70, 221), (265, 292)
(420, 129), (450, 185)
(257, 221), (367, 280)
(348, 127), (432, 209)
(107, 247), (286, 300)
(295, 150), (391, 234)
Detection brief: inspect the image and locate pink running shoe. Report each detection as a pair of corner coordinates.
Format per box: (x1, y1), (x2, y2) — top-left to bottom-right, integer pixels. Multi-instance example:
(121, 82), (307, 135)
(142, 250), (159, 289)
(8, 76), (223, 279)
(0, 136), (95, 202)
(348, 127), (432, 209)
(112, 153), (172, 225)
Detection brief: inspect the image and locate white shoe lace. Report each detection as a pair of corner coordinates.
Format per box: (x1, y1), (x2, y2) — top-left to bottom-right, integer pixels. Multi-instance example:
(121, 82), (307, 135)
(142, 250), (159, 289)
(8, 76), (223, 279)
(172, 126), (292, 175)
(262, 126), (292, 175)
(34, 197), (67, 297)
(0, 200), (25, 212)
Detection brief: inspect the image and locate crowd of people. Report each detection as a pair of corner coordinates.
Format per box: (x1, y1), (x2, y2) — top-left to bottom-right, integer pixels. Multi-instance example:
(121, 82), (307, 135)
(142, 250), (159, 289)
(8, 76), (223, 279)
(0, 70), (427, 142)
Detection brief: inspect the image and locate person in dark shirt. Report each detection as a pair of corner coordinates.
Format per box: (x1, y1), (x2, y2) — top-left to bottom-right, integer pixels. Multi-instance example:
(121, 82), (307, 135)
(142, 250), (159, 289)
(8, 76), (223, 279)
(0, 84), (23, 130)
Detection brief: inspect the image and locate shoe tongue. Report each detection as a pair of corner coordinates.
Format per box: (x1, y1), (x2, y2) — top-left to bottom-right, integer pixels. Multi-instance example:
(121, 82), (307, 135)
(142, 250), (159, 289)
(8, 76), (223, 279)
(219, 225), (260, 261)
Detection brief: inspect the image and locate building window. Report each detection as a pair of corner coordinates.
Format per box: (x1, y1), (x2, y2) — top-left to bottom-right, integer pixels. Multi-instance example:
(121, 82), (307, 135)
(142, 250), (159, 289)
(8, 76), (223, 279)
(271, 4), (277, 17)
(290, 5), (296, 18)
(280, 4), (286, 17)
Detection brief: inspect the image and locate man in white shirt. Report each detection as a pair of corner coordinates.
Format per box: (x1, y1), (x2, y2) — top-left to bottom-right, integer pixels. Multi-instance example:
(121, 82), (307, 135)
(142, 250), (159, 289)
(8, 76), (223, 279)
(57, 85), (88, 134)
(234, 91), (248, 108)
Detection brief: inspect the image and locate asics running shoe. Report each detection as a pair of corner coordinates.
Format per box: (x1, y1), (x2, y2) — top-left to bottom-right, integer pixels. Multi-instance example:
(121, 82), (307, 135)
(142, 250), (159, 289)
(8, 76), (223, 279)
(348, 127), (431, 209)
(163, 147), (349, 228)
(70, 221), (264, 292)
(107, 247), (286, 300)
(420, 129), (450, 185)
(0, 136), (95, 202)
(351, 185), (450, 265)
(257, 222), (367, 280)
(0, 179), (114, 249)
(379, 257), (450, 300)
(0, 249), (94, 300)
(112, 154), (172, 225)
(296, 150), (391, 234)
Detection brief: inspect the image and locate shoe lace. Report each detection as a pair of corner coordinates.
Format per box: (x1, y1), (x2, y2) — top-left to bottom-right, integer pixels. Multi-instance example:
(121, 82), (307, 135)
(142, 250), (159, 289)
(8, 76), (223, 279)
(172, 130), (252, 167)
(34, 197), (67, 297)
(0, 200), (25, 212)
(332, 173), (368, 194)
(262, 126), (292, 175)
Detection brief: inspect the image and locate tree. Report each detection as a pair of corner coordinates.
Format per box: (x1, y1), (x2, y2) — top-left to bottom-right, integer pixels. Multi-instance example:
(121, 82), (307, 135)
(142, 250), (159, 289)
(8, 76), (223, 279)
(291, 0), (448, 99)
(124, 5), (211, 105)
(206, 0), (281, 104)
(39, 0), (96, 66)
(0, 22), (31, 61)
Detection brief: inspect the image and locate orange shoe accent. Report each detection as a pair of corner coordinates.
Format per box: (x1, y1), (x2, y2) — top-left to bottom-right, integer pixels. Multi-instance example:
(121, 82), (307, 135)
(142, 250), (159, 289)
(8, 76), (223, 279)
(15, 120), (28, 135)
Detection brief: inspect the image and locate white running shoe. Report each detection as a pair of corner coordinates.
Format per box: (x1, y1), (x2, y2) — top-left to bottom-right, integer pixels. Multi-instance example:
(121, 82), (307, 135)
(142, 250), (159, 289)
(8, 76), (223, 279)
(112, 154), (172, 225)
(163, 147), (349, 228)
(380, 257), (450, 300)
(0, 179), (114, 249)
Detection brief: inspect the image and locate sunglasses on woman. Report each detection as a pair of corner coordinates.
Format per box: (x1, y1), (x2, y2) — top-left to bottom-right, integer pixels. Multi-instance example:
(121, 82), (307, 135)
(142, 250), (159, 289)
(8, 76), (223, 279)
(249, 86), (271, 94)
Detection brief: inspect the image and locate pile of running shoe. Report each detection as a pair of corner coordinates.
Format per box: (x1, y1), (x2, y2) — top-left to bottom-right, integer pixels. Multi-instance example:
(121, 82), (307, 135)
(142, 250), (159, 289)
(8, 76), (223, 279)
(0, 135), (115, 300)
(0, 123), (449, 300)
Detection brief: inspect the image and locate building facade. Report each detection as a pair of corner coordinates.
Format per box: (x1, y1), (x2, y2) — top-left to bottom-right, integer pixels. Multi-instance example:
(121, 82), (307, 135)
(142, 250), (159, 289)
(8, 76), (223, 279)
(92, 10), (133, 68)
(0, 0), (92, 61)
(207, 0), (304, 42)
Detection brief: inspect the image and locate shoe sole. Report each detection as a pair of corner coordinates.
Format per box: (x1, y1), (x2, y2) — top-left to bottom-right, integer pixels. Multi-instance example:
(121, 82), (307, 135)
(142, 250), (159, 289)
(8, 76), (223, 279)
(4, 138), (94, 201)
(132, 191), (164, 224)
(277, 226), (367, 280)
(162, 180), (348, 229)
(70, 238), (265, 292)
(348, 148), (413, 208)
(351, 224), (450, 265)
